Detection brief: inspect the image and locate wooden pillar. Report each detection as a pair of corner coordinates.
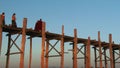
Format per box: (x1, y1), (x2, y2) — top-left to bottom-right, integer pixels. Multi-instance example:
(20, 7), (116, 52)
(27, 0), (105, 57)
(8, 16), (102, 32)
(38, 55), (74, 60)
(98, 31), (103, 68)
(104, 48), (108, 68)
(60, 25), (64, 68)
(84, 45), (86, 68)
(45, 40), (49, 68)
(73, 29), (77, 68)
(41, 22), (46, 68)
(0, 15), (2, 55)
(5, 34), (11, 68)
(109, 34), (114, 68)
(86, 37), (91, 68)
(28, 36), (32, 68)
(19, 18), (27, 68)
(94, 47), (97, 68)
(113, 49), (115, 68)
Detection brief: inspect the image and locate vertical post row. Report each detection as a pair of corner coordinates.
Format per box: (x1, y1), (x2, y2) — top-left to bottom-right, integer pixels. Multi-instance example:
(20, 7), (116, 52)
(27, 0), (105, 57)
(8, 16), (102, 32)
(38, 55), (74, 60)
(61, 25), (64, 68)
(73, 29), (77, 68)
(41, 22), (46, 68)
(109, 34), (114, 68)
(45, 40), (49, 68)
(98, 31), (103, 68)
(19, 18), (27, 68)
(28, 36), (32, 68)
(5, 34), (11, 68)
(86, 37), (91, 68)
(0, 15), (2, 55)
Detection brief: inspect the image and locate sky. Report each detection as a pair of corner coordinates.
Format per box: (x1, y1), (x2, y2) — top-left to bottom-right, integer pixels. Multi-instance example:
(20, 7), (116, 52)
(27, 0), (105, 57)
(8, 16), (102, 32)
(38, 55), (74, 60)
(0, 0), (120, 68)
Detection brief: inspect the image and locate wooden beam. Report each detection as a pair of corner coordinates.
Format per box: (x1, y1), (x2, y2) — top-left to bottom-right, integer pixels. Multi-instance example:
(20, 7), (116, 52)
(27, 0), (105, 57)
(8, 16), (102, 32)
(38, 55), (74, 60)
(0, 15), (2, 55)
(73, 29), (77, 68)
(104, 48), (108, 68)
(41, 22), (46, 68)
(98, 31), (103, 68)
(86, 37), (91, 68)
(5, 34), (11, 68)
(28, 36), (32, 68)
(45, 40), (49, 68)
(61, 25), (64, 68)
(8, 52), (21, 55)
(19, 18), (27, 68)
(93, 47), (97, 68)
(113, 49), (115, 68)
(84, 45), (86, 68)
(47, 40), (60, 55)
(109, 34), (114, 68)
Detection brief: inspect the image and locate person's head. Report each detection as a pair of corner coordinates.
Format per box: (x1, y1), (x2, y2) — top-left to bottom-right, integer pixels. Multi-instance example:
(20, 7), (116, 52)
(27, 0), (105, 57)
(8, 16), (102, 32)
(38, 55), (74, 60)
(40, 19), (42, 21)
(13, 13), (16, 15)
(2, 12), (5, 15)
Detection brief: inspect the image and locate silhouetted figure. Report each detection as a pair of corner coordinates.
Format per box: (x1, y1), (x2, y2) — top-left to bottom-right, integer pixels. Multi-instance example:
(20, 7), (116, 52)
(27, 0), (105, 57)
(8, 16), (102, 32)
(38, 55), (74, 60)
(12, 13), (17, 27)
(1, 12), (5, 25)
(34, 19), (42, 32)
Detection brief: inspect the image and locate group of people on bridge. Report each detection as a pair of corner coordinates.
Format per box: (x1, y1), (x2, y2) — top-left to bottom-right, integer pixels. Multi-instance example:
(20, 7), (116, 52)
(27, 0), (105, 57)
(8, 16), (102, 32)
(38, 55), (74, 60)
(1, 12), (17, 28)
(1, 12), (43, 32)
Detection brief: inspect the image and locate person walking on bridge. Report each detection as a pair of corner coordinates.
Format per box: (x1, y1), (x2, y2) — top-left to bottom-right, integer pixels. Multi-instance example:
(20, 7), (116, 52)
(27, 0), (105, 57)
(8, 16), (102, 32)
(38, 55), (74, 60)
(1, 12), (5, 26)
(34, 19), (43, 32)
(11, 13), (17, 27)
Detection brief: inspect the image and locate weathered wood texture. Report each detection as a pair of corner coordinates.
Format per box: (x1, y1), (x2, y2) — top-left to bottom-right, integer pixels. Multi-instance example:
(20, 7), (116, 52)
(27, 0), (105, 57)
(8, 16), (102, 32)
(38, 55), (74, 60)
(19, 18), (27, 68)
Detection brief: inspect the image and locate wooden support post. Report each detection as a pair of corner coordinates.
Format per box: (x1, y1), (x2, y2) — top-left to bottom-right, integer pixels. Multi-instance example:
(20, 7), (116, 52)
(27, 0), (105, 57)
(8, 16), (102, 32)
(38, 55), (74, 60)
(28, 36), (32, 68)
(86, 37), (91, 68)
(19, 18), (27, 68)
(73, 29), (77, 68)
(45, 40), (49, 68)
(84, 45), (86, 68)
(104, 48), (108, 68)
(5, 34), (11, 68)
(98, 31), (103, 68)
(0, 15), (2, 55)
(113, 49), (115, 68)
(94, 47), (97, 68)
(109, 34), (114, 68)
(61, 25), (64, 68)
(41, 22), (46, 68)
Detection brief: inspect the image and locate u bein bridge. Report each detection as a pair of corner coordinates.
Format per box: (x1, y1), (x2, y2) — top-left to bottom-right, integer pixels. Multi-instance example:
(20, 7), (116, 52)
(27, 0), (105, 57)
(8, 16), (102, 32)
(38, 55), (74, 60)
(0, 15), (120, 68)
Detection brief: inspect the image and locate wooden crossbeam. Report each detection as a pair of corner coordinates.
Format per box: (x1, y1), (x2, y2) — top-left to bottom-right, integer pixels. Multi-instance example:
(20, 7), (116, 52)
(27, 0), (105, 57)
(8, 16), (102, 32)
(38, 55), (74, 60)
(10, 34), (20, 48)
(77, 57), (85, 59)
(47, 55), (61, 57)
(97, 60), (110, 62)
(46, 40), (61, 56)
(9, 52), (22, 55)
(10, 38), (22, 52)
(77, 45), (85, 55)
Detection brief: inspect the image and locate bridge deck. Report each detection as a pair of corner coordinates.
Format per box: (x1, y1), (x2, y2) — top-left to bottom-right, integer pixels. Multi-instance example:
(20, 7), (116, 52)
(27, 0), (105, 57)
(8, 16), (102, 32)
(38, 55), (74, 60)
(3, 25), (120, 50)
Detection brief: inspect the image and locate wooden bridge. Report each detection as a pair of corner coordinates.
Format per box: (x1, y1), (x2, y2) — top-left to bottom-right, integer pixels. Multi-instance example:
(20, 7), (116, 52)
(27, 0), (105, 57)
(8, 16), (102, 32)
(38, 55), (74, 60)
(0, 14), (120, 68)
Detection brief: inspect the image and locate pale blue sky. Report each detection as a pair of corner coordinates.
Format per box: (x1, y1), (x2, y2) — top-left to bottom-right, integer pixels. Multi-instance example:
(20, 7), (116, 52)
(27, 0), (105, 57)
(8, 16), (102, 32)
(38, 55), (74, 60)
(0, 0), (120, 68)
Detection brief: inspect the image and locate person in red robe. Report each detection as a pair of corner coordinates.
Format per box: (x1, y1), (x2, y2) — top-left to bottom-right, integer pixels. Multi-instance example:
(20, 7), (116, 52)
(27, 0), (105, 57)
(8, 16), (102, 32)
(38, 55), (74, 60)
(34, 19), (42, 32)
